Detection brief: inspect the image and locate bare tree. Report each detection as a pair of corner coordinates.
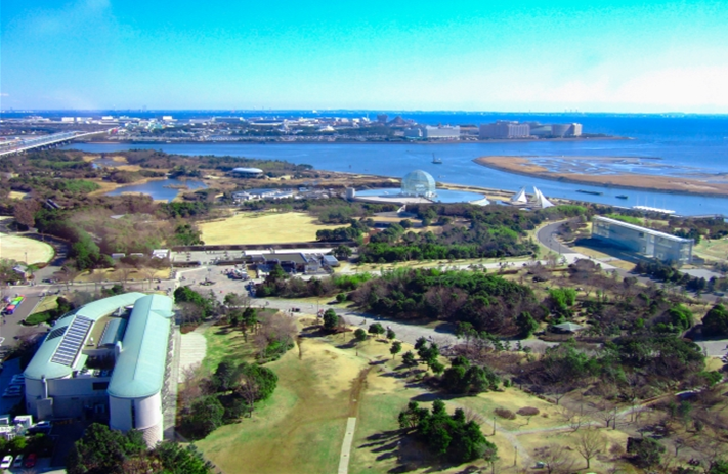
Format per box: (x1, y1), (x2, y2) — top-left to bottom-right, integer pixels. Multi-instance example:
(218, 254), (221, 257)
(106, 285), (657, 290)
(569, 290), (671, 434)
(533, 444), (575, 474)
(575, 428), (605, 470)
(238, 372), (260, 417)
(90, 270), (106, 294)
(141, 267), (157, 291)
(593, 401), (618, 430)
(117, 264), (134, 289)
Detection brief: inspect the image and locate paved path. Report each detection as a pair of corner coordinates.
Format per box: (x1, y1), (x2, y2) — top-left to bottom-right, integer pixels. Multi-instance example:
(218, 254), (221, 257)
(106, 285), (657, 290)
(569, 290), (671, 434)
(178, 331), (207, 382)
(337, 418), (357, 474)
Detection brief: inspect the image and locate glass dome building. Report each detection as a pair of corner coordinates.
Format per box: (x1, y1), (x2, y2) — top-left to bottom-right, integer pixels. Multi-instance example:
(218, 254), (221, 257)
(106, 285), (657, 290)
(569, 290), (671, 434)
(400, 170), (437, 199)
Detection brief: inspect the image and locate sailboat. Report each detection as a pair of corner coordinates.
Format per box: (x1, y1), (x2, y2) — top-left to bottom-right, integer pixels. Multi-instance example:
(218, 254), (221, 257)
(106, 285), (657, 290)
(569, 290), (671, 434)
(432, 154), (442, 164)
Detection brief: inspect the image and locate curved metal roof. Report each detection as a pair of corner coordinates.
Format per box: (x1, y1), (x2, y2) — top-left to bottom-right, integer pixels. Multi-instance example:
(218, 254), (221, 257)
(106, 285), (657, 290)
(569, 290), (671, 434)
(25, 293), (145, 381)
(108, 294), (174, 399)
(232, 167), (263, 174)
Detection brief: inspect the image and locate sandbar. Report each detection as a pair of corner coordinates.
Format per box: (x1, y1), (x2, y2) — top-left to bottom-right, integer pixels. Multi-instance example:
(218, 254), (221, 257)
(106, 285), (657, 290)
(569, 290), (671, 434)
(474, 156), (728, 197)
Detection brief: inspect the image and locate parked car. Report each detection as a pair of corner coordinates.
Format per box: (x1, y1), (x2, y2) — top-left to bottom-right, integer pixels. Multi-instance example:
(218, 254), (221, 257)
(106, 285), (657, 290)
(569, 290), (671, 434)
(28, 420), (52, 434)
(12, 454), (23, 468)
(0, 456), (12, 469)
(24, 453), (37, 468)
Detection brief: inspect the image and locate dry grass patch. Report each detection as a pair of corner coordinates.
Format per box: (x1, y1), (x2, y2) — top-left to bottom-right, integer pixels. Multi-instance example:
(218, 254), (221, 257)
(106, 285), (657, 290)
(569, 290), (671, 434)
(8, 191), (29, 200)
(0, 233), (54, 264)
(199, 212), (344, 245)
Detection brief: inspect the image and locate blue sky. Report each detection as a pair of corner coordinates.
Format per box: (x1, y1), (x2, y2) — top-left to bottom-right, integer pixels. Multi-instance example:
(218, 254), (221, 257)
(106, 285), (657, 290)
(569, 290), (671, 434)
(2, 0), (728, 112)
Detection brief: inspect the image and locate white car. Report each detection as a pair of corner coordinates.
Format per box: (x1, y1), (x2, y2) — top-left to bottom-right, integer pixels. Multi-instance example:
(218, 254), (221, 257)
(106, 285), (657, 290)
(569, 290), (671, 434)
(0, 456), (12, 469)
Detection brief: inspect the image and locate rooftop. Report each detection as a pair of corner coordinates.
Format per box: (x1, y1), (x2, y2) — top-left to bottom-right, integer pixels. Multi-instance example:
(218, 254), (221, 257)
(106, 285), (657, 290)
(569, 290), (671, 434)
(108, 294), (174, 399)
(594, 216), (693, 244)
(25, 293), (144, 381)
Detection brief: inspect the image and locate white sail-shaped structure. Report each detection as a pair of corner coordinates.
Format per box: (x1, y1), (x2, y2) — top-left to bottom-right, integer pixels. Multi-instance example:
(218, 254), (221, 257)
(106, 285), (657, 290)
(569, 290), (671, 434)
(531, 186), (554, 208)
(511, 186), (528, 204)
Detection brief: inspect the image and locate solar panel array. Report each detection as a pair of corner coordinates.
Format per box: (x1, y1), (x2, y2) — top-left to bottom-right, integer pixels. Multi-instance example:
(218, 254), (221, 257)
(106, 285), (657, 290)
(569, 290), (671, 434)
(46, 326), (68, 341)
(51, 316), (93, 366)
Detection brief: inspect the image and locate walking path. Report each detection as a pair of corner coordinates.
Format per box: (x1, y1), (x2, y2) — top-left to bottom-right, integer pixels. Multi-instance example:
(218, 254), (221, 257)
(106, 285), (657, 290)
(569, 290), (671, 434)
(178, 329), (208, 382)
(337, 418), (357, 474)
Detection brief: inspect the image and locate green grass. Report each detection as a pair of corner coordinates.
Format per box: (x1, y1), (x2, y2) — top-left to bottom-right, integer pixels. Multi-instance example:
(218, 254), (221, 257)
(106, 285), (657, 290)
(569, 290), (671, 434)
(201, 327), (255, 373)
(196, 340), (357, 474)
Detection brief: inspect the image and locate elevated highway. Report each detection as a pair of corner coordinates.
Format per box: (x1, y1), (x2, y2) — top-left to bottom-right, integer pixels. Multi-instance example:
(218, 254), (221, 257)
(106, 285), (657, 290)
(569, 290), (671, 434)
(0, 129), (112, 157)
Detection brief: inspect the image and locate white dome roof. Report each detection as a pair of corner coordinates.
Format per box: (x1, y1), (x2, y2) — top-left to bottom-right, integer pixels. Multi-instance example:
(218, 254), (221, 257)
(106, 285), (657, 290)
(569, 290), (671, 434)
(401, 170), (436, 197)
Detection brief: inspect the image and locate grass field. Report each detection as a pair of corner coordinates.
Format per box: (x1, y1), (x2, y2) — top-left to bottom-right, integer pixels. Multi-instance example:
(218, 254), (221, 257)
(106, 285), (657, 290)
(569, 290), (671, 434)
(694, 238), (728, 261)
(197, 329), (368, 474)
(197, 315), (642, 474)
(0, 233), (54, 264)
(199, 212), (344, 245)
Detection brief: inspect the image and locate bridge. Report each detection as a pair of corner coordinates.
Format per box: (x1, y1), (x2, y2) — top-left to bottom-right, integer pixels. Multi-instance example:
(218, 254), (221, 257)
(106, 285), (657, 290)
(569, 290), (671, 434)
(0, 129), (112, 157)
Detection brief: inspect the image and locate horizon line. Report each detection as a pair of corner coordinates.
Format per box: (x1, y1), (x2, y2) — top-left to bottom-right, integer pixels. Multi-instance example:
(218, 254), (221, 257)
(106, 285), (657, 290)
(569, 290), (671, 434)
(2, 109), (727, 117)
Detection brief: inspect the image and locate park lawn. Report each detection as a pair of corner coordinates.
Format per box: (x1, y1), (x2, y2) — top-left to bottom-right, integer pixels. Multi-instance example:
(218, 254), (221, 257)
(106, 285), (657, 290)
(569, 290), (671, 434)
(201, 325), (257, 373)
(31, 296), (58, 314)
(197, 335), (368, 474)
(198, 211), (344, 245)
(0, 233), (54, 264)
(693, 238), (728, 261)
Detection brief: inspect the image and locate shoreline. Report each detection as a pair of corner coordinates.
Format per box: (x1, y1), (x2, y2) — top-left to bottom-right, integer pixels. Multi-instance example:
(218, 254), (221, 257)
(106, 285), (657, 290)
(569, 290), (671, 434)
(474, 156), (728, 198)
(80, 135), (628, 146)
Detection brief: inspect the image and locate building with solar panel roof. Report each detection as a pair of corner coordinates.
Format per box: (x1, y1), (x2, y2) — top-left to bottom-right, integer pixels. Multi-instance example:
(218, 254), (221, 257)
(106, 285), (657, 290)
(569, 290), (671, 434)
(24, 293), (174, 446)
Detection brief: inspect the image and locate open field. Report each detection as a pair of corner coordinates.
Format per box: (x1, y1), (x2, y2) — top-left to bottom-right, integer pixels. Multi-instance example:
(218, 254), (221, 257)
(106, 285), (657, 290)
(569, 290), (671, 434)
(199, 211), (344, 245)
(30, 296), (58, 315)
(197, 325), (369, 474)
(693, 238), (728, 261)
(196, 314), (676, 474)
(475, 156), (728, 196)
(8, 191), (29, 200)
(0, 233), (54, 264)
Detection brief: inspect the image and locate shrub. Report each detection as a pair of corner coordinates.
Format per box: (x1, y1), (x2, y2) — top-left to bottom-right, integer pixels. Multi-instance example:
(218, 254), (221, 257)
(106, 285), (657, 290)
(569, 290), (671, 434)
(516, 406), (540, 417)
(494, 408), (516, 420)
(24, 312), (52, 326)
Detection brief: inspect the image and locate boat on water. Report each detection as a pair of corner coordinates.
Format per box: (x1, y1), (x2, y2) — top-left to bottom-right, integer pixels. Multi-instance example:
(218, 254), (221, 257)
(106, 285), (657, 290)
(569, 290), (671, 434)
(616, 195), (629, 200)
(432, 154), (442, 164)
(576, 189), (604, 196)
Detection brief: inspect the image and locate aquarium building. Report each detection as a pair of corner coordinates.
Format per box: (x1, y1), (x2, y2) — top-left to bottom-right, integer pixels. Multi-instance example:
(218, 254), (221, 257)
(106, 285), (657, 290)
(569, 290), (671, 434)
(400, 170), (437, 199)
(24, 293), (174, 447)
(592, 216), (693, 264)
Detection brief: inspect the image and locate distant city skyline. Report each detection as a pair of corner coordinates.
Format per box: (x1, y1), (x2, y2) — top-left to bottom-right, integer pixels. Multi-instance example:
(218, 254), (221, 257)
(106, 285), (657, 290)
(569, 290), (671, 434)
(2, 0), (728, 113)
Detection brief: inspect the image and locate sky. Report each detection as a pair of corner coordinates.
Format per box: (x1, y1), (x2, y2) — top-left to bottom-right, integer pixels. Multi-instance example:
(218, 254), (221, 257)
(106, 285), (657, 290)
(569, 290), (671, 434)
(2, 0), (728, 113)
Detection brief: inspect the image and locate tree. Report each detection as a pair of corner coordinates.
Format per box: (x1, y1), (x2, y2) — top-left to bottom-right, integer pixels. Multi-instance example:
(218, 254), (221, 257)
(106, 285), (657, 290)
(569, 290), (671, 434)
(354, 328), (368, 343)
(13, 200), (40, 230)
(368, 323), (385, 338)
(323, 309), (339, 331)
(575, 428), (604, 469)
(534, 444), (575, 474)
(628, 437), (665, 468)
(516, 311), (538, 339)
(703, 304), (728, 337)
(334, 245), (352, 260)
(67, 423), (146, 474)
(154, 442), (214, 474)
(402, 351), (417, 367)
(390, 341), (402, 359)
(182, 396), (224, 439)
(386, 328), (396, 340)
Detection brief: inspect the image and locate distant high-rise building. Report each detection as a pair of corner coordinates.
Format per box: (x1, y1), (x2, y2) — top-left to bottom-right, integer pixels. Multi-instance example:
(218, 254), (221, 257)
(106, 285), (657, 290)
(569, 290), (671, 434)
(404, 126), (460, 140)
(479, 121), (530, 139)
(377, 114), (388, 124)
